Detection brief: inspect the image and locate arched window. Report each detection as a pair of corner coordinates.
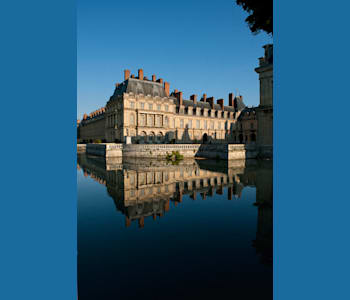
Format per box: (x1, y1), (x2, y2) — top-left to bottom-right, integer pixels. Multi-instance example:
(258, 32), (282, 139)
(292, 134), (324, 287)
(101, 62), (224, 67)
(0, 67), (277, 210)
(140, 131), (147, 144)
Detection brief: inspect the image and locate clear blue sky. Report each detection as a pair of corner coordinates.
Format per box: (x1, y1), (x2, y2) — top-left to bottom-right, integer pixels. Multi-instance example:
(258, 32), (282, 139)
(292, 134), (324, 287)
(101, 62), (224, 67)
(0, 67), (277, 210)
(78, 0), (272, 119)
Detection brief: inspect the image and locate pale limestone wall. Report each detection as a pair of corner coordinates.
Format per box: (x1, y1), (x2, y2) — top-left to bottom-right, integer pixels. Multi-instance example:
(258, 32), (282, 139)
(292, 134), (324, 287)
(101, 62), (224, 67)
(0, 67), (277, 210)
(102, 92), (239, 144)
(77, 144), (86, 153)
(84, 143), (258, 160)
(86, 143), (123, 157)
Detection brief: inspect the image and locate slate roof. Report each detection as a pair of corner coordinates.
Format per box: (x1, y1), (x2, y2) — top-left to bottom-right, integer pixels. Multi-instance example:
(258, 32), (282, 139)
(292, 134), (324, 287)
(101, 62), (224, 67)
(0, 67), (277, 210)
(175, 97), (245, 112)
(237, 106), (257, 120)
(113, 78), (167, 98)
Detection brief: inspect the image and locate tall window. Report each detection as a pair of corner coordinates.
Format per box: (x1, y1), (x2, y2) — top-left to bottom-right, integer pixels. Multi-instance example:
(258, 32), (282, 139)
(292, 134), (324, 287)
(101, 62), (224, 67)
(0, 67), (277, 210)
(130, 114), (135, 125)
(140, 114), (145, 126)
(180, 119), (184, 128)
(196, 120), (200, 129)
(149, 103), (153, 110)
(130, 102), (135, 109)
(140, 102), (145, 109)
(204, 120), (207, 129)
(165, 105), (168, 112)
(210, 121), (214, 130)
(157, 104), (161, 111)
(251, 123), (254, 129)
(165, 116), (169, 127)
(188, 119), (192, 129)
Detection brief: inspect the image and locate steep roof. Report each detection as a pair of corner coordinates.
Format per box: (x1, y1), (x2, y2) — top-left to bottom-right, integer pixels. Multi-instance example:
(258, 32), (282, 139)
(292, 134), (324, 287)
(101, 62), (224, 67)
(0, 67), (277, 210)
(113, 78), (167, 98)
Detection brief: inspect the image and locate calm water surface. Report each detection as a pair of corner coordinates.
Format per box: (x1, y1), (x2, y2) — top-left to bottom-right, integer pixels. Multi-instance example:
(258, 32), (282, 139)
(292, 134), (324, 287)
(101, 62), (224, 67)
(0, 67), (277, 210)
(78, 155), (272, 299)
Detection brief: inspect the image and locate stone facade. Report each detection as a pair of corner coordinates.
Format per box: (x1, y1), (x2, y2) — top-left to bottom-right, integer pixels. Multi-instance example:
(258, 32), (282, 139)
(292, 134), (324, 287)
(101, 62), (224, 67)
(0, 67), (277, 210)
(78, 69), (254, 145)
(255, 44), (273, 158)
(236, 106), (258, 144)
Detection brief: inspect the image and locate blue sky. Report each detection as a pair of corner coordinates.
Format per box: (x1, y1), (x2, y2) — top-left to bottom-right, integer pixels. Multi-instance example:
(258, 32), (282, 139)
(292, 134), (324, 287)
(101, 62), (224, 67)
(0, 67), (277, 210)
(78, 0), (272, 119)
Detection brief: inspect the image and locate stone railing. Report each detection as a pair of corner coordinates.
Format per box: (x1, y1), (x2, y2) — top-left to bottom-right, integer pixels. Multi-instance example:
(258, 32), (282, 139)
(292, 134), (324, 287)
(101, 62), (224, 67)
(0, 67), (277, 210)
(81, 143), (258, 160)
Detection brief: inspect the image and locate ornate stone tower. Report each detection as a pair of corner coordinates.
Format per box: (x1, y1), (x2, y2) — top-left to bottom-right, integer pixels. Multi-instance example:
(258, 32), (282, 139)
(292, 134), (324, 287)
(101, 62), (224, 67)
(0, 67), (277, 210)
(255, 44), (273, 158)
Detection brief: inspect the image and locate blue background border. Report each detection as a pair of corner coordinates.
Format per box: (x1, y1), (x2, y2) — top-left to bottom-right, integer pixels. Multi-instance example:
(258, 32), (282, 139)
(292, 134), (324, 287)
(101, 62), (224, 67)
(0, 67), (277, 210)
(1, 1), (350, 299)
(275, 1), (350, 299)
(1, 1), (77, 299)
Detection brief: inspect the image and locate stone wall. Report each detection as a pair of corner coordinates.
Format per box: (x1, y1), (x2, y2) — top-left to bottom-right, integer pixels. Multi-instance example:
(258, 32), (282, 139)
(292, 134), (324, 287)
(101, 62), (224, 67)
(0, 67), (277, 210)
(83, 143), (257, 160)
(86, 143), (123, 157)
(77, 144), (86, 153)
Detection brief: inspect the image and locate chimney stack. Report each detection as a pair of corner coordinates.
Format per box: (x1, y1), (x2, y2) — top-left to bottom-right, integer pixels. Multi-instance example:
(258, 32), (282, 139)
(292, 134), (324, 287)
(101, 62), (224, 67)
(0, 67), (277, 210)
(201, 93), (207, 102)
(229, 93), (234, 106)
(217, 99), (224, 110)
(138, 69), (144, 80)
(83, 113), (87, 120)
(164, 82), (170, 97)
(207, 97), (215, 109)
(115, 83), (120, 88)
(131, 74), (135, 78)
(144, 76), (148, 81)
(152, 75), (156, 82)
(190, 94), (197, 104)
(124, 69), (130, 80)
(157, 78), (163, 84)
(176, 91), (183, 106)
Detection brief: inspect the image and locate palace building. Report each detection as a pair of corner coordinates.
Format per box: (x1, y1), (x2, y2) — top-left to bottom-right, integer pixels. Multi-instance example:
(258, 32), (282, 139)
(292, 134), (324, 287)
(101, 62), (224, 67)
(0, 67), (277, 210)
(78, 69), (254, 144)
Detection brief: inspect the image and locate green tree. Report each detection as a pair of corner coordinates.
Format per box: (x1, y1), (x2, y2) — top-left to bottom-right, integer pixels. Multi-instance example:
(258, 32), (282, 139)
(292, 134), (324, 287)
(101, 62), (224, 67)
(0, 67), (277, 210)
(235, 0), (273, 35)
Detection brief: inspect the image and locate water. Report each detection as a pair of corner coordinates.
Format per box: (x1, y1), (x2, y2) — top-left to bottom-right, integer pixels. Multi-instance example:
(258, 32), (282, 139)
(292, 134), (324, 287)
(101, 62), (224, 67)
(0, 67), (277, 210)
(78, 155), (273, 299)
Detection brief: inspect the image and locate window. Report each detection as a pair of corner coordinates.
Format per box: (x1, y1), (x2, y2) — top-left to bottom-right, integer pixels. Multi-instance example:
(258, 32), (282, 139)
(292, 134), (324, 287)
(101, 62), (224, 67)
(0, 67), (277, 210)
(130, 102), (135, 109)
(130, 114), (135, 125)
(180, 119), (184, 128)
(196, 120), (200, 129)
(188, 119), (192, 129)
(156, 115), (162, 126)
(140, 102), (145, 109)
(251, 123), (254, 129)
(165, 105), (168, 112)
(165, 116), (169, 127)
(218, 122), (221, 130)
(210, 121), (214, 130)
(204, 120), (207, 129)
(140, 114), (146, 126)
(149, 103), (153, 110)
(157, 104), (161, 111)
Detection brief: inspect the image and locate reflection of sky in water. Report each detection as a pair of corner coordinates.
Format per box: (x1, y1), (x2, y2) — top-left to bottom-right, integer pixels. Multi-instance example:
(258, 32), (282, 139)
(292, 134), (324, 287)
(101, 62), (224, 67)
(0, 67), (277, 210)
(78, 156), (272, 299)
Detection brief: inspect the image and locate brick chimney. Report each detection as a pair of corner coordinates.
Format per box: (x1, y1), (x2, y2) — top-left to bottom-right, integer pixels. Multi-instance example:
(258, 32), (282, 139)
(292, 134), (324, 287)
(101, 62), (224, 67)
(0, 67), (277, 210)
(229, 93), (234, 106)
(157, 78), (163, 84)
(201, 93), (207, 102)
(217, 99), (224, 110)
(152, 75), (156, 82)
(115, 83), (120, 88)
(131, 74), (135, 78)
(164, 82), (170, 96)
(190, 94), (197, 104)
(124, 69), (130, 80)
(144, 76), (148, 81)
(138, 69), (144, 80)
(83, 113), (87, 120)
(176, 91), (183, 106)
(207, 97), (215, 109)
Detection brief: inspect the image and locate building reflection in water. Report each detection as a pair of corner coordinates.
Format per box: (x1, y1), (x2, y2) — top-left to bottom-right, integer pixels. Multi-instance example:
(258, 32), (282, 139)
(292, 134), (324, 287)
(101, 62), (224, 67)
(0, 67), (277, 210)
(77, 154), (272, 264)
